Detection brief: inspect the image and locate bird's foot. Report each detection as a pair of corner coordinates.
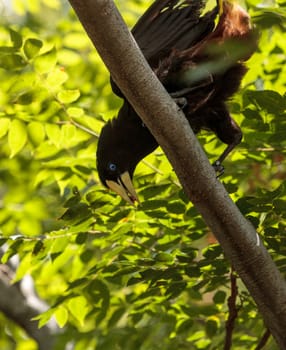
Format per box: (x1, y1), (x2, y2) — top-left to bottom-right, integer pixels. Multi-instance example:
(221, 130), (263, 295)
(212, 160), (224, 178)
(173, 97), (187, 110)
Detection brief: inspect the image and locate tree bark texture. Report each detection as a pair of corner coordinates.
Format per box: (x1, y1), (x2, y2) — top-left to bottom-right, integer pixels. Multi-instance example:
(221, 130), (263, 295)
(0, 259), (56, 350)
(67, 0), (286, 347)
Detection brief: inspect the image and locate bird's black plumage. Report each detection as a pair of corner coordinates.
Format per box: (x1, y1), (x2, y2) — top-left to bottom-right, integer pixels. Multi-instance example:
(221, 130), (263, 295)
(96, 0), (256, 204)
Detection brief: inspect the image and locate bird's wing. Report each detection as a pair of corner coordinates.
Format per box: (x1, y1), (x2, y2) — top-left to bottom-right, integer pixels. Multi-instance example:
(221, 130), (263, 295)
(132, 0), (218, 68)
(111, 0), (218, 97)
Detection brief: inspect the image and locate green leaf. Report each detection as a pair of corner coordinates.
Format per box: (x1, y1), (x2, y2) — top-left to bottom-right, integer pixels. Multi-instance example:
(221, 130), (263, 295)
(0, 238), (7, 248)
(14, 91), (34, 105)
(9, 28), (23, 48)
(140, 200), (167, 211)
(8, 119), (27, 157)
(0, 118), (10, 138)
(63, 189), (81, 208)
(27, 121), (46, 146)
(1, 239), (24, 263)
(80, 249), (94, 263)
(273, 199), (286, 214)
(45, 123), (61, 147)
(176, 319), (194, 334)
(67, 296), (89, 326)
(59, 203), (91, 223)
(54, 306), (69, 328)
(23, 38), (43, 59)
(60, 124), (76, 146)
(213, 290), (226, 304)
(205, 317), (219, 337)
(67, 278), (89, 290)
(50, 236), (69, 254)
(202, 244), (222, 259)
(32, 240), (45, 256)
(155, 252), (174, 263)
(253, 8), (286, 29)
(87, 280), (110, 319)
(0, 54), (26, 70)
(107, 307), (126, 328)
(75, 232), (88, 245)
(33, 309), (54, 329)
(34, 47), (57, 73)
(166, 281), (187, 298)
(0, 46), (15, 54)
(236, 197), (255, 214)
(167, 200), (186, 214)
(67, 107), (85, 118)
(246, 90), (285, 114)
(46, 68), (68, 88)
(57, 89), (80, 104)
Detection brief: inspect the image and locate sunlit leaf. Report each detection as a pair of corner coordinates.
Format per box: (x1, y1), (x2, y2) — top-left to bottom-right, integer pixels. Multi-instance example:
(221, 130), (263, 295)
(8, 119), (27, 157)
(34, 47), (57, 73)
(0, 118), (10, 138)
(45, 123), (61, 147)
(34, 308), (55, 329)
(1, 239), (24, 263)
(23, 38), (43, 59)
(46, 68), (68, 88)
(57, 89), (80, 104)
(67, 107), (85, 118)
(60, 124), (76, 145)
(68, 296), (89, 326)
(27, 121), (46, 146)
(54, 306), (69, 328)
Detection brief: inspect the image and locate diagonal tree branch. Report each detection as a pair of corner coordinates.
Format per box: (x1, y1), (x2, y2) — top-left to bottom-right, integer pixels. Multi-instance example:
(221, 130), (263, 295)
(67, 0), (286, 347)
(0, 256), (58, 350)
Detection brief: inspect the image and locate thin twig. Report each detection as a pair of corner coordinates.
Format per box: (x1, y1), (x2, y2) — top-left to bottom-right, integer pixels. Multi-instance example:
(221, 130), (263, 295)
(57, 119), (99, 137)
(255, 329), (271, 350)
(224, 269), (239, 350)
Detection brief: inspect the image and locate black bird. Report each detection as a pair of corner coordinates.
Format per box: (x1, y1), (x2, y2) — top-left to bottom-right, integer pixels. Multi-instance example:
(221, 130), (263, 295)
(96, 0), (256, 204)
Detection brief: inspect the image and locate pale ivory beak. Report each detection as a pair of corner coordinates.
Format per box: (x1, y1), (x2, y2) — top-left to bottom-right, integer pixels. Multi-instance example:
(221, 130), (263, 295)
(106, 171), (139, 205)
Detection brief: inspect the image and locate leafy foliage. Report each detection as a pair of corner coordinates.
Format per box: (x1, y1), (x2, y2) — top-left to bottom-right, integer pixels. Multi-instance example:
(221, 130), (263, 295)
(0, 0), (285, 349)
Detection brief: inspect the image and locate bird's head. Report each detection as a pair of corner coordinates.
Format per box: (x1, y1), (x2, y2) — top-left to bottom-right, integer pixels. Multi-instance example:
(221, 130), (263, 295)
(96, 120), (139, 205)
(96, 102), (158, 205)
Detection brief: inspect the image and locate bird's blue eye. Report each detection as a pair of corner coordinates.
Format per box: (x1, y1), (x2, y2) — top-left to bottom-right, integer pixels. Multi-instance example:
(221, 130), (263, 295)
(108, 163), (117, 172)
